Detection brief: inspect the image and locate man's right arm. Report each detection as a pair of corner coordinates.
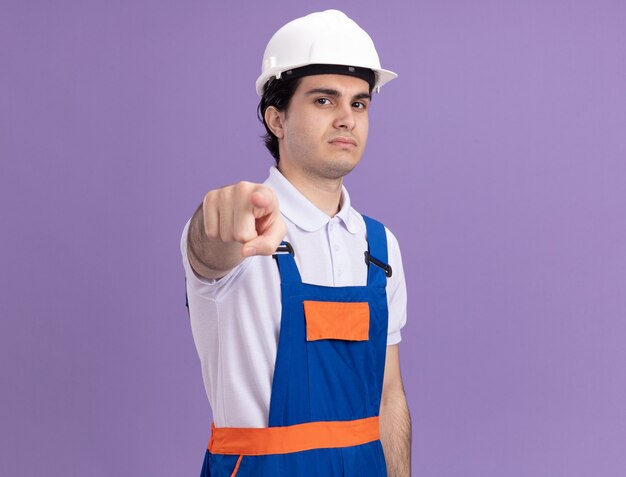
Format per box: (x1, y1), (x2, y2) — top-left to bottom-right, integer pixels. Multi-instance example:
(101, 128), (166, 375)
(187, 181), (287, 280)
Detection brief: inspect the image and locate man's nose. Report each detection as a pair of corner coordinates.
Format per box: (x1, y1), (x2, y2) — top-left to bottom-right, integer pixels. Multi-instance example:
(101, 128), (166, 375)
(333, 102), (356, 130)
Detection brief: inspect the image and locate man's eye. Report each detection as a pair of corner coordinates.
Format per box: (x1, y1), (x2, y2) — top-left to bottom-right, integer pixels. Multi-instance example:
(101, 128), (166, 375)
(316, 98), (331, 105)
(353, 101), (367, 109)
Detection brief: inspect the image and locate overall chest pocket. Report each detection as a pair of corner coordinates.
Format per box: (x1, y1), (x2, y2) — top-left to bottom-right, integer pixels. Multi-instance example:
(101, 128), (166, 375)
(301, 300), (375, 421)
(303, 301), (370, 342)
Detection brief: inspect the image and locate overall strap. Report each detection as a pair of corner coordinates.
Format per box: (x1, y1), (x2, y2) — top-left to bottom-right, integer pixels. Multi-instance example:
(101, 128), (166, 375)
(274, 242), (302, 284)
(363, 215), (390, 288)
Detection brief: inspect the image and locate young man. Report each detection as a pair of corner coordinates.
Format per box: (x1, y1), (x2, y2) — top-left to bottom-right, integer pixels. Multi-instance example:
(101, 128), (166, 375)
(182, 10), (411, 476)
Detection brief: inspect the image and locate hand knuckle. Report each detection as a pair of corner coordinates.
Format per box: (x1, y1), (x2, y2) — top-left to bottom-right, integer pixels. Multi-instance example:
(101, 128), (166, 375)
(234, 181), (252, 194)
(233, 230), (253, 243)
(203, 190), (216, 207)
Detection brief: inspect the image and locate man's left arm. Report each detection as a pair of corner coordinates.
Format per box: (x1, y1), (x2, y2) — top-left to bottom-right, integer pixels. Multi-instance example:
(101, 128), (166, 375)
(380, 344), (411, 476)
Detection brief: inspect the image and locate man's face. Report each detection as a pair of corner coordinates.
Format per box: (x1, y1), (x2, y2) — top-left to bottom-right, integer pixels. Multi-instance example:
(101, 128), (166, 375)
(277, 74), (371, 181)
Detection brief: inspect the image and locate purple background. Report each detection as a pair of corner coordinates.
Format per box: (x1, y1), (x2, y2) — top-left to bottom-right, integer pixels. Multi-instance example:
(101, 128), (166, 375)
(2, 0), (625, 475)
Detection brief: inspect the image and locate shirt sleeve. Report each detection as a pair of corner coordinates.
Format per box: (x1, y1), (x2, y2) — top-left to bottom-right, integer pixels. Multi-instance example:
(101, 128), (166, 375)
(384, 227), (408, 345)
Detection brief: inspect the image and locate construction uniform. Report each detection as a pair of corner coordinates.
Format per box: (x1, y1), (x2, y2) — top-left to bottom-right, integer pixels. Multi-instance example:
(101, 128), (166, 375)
(182, 167), (407, 476)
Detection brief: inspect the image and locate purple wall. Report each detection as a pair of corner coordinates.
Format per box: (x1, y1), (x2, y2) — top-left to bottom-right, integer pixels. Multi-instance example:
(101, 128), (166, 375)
(2, 1), (625, 475)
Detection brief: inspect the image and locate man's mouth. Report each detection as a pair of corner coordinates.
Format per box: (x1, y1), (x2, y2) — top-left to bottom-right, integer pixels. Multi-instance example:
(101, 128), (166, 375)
(328, 137), (357, 147)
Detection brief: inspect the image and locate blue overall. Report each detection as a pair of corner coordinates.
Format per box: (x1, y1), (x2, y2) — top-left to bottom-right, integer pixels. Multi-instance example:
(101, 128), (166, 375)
(200, 216), (390, 476)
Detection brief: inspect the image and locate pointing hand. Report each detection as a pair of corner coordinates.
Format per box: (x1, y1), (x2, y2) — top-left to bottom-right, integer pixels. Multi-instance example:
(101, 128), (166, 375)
(202, 182), (287, 257)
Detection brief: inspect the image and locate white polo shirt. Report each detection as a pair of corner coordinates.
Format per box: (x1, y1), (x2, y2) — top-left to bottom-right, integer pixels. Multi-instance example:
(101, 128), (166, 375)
(181, 166), (407, 428)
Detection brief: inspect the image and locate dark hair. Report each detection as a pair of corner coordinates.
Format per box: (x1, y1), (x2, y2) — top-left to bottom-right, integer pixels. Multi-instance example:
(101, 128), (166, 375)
(257, 77), (302, 164)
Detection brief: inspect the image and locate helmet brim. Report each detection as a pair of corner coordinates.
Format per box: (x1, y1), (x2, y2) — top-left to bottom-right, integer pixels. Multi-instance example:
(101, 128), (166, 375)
(256, 65), (398, 97)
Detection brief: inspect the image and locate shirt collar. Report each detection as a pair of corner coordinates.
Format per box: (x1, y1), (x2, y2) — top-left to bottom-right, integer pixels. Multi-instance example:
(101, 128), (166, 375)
(264, 166), (358, 234)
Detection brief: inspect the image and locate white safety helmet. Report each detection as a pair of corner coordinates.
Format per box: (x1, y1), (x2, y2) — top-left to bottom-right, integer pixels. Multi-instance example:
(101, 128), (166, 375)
(256, 9), (397, 97)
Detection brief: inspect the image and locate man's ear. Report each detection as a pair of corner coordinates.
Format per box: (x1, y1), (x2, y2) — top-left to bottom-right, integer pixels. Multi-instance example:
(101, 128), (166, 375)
(264, 106), (285, 139)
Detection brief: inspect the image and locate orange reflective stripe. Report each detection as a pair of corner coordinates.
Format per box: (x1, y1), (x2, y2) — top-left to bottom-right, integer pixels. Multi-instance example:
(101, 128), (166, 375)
(303, 301), (370, 341)
(230, 455), (243, 476)
(209, 416), (379, 456)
